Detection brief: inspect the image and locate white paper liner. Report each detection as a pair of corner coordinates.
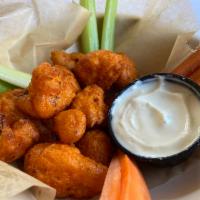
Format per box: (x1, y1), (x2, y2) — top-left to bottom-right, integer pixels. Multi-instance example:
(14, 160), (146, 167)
(164, 30), (200, 72)
(0, 161), (56, 200)
(0, 0), (90, 73)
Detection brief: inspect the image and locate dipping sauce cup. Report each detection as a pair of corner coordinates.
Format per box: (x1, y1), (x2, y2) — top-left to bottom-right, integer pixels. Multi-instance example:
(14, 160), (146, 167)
(109, 73), (200, 165)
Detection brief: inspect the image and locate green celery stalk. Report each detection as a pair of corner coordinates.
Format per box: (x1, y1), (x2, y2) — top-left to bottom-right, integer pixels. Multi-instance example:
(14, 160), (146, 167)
(0, 65), (31, 88)
(0, 80), (16, 93)
(101, 0), (118, 51)
(80, 0), (99, 53)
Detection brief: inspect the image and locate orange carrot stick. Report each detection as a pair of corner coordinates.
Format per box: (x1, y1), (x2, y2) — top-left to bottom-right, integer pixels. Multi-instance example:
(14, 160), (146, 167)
(189, 66), (200, 85)
(100, 152), (151, 200)
(119, 153), (151, 200)
(100, 155), (121, 200)
(172, 49), (200, 77)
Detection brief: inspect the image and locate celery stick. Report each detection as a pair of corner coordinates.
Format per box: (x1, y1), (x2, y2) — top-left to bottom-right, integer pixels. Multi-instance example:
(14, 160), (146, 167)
(101, 0), (118, 51)
(0, 80), (16, 92)
(80, 0), (99, 53)
(0, 65), (31, 88)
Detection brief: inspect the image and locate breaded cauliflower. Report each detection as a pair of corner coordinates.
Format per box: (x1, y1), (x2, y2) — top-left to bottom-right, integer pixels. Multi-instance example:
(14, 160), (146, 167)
(17, 63), (80, 119)
(77, 130), (113, 165)
(51, 51), (84, 70)
(24, 143), (107, 198)
(16, 90), (38, 118)
(51, 50), (138, 91)
(74, 50), (123, 90)
(33, 120), (56, 143)
(0, 89), (26, 124)
(72, 85), (107, 128)
(0, 116), (39, 163)
(115, 53), (137, 89)
(54, 109), (86, 144)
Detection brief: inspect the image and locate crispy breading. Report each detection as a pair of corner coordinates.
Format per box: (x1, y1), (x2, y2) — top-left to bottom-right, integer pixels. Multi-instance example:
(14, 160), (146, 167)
(0, 89), (26, 124)
(115, 53), (137, 89)
(51, 51), (84, 70)
(33, 120), (56, 143)
(24, 143), (107, 198)
(20, 62), (80, 119)
(16, 91), (38, 118)
(74, 50), (123, 90)
(0, 89), (55, 162)
(72, 85), (107, 128)
(77, 130), (113, 165)
(54, 109), (86, 144)
(0, 117), (39, 163)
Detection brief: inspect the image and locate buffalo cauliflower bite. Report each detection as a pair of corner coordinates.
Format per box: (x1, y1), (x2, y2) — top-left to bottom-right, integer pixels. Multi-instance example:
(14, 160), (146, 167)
(77, 130), (113, 165)
(24, 143), (107, 198)
(74, 50), (123, 90)
(72, 85), (107, 128)
(52, 50), (137, 90)
(51, 51), (84, 70)
(54, 109), (86, 144)
(16, 91), (38, 118)
(0, 89), (26, 124)
(33, 120), (56, 143)
(19, 63), (80, 119)
(115, 53), (137, 89)
(0, 116), (39, 163)
(0, 90), (40, 162)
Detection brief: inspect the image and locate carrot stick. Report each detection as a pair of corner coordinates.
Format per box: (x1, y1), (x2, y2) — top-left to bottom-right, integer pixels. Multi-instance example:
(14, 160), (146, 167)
(172, 49), (200, 77)
(189, 66), (200, 85)
(100, 155), (121, 200)
(100, 152), (151, 200)
(119, 153), (151, 200)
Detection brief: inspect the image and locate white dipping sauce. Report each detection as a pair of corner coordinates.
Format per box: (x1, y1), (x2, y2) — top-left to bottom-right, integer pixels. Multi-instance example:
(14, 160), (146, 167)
(111, 77), (200, 158)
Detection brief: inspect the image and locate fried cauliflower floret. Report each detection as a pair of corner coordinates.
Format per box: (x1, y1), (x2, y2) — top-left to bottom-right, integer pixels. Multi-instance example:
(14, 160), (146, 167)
(54, 109), (86, 144)
(24, 143), (107, 198)
(77, 130), (113, 165)
(0, 116), (39, 163)
(24, 62), (80, 119)
(0, 89), (26, 124)
(72, 85), (107, 128)
(51, 51), (84, 70)
(33, 120), (56, 143)
(74, 50), (123, 90)
(16, 90), (38, 118)
(115, 53), (137, 89)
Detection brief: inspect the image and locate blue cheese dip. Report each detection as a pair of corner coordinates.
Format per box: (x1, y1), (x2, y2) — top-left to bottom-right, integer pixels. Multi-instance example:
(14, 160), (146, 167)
(111, 76), (200, 158)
